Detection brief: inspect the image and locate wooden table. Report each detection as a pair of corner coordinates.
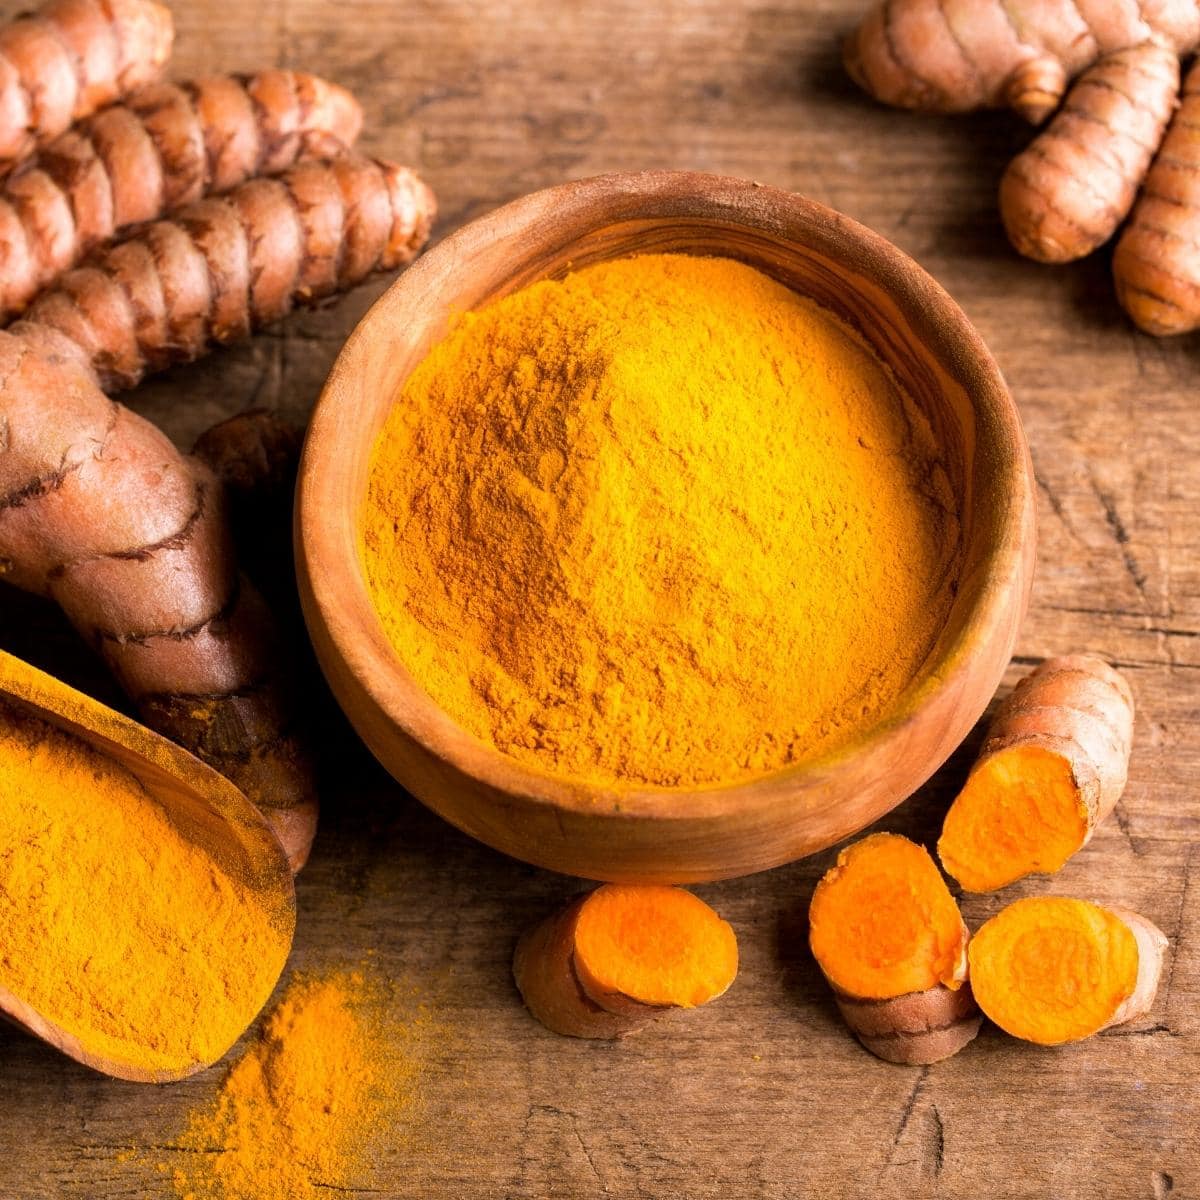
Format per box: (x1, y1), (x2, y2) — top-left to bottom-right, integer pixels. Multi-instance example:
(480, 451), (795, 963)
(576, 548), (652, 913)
(1, 1), (1197, 1196)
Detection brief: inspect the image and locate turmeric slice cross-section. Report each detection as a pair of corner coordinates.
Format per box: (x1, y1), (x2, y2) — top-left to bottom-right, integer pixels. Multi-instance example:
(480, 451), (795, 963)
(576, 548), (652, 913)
(939, 655), (1134, 892)
(969, 896), (1168, 1045)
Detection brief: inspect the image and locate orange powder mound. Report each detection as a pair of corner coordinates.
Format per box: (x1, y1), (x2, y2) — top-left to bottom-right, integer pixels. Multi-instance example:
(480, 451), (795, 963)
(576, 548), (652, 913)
(159, 967), (426, 1200)
(361, 253), (960, 789)
(808, 832), (968, 1000)
(0, 700), (290, 1079)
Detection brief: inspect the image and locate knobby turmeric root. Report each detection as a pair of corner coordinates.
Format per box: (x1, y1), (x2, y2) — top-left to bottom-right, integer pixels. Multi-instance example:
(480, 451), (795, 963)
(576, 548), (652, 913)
(0, 0), (173, 167)
(999, 42), (1179, 264)
(0, 69), (363, 321)
(938, 655), (1134, 893)
(513, 885), (738, 1039)
(808, 833), (981, 1065)
(0, 155), (435, 869)
(969, 897), (1168, 1045)
(0, 345), (317, 870)
(193, 409), (304, 504)
(11, 153), (436, 393)
(844, 1), (1200, 328)
(844, 2), (1199, 122)
(1114, 58), (1200, 334)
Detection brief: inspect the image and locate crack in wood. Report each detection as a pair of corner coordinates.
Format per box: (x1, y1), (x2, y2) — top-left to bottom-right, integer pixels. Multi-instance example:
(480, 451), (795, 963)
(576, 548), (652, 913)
(1111, 800), (1147, 857)
(1088, 472), (1150, 606)
(931, 1105), (945, 1177)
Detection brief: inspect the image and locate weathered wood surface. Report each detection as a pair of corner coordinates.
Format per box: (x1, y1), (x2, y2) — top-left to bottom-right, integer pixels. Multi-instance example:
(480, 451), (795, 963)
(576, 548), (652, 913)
(0, 1), (1196, 1197)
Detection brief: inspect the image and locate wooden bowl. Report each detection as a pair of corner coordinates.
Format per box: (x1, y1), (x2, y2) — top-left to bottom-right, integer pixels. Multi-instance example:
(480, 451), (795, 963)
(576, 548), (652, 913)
(297, 170), (1036, 884)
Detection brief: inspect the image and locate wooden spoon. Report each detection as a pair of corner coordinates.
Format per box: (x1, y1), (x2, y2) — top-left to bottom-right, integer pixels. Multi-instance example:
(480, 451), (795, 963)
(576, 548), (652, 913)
(0, 647), (296, 1082)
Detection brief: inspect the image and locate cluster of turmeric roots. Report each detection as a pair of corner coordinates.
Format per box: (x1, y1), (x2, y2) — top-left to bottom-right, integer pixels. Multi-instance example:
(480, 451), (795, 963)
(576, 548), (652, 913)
(516, 656), (1169, 1064)
(0, 0), (436, 870)
(846, 0), (1200, 334)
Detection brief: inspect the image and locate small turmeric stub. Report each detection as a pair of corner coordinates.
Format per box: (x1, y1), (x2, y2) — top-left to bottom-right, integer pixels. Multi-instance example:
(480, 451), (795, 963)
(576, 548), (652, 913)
(573, 884), (738, 1009)
(0, 701), (291, 1077)
(362, 253), (960, 788)
(808, 832), (968, 1000)
(968, 897), (1142, 1045)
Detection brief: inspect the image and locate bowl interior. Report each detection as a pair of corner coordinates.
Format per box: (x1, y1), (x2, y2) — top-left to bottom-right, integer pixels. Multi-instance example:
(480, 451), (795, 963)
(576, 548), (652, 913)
(299, 172), (1032, 875)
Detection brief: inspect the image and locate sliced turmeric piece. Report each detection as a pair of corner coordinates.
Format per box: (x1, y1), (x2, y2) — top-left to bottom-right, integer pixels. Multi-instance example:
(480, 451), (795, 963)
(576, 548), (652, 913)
(969, 896), (1168, 1045)
(512, 884), (738, 1039)
(808, 833), (981, 1064)
(938, 655), (1134, 893)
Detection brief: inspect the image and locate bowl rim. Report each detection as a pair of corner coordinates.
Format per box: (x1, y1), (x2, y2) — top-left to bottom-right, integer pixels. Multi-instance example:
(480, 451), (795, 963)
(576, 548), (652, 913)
(297, 168), (1035, 826)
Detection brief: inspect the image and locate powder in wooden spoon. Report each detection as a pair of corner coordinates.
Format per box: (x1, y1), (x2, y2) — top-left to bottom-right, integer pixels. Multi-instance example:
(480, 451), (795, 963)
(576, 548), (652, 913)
(0, 701), (290, 1078)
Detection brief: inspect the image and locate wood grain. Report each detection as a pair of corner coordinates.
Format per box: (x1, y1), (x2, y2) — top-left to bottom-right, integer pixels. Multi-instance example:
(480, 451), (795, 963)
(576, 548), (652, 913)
(0, 0), (1197, 1197)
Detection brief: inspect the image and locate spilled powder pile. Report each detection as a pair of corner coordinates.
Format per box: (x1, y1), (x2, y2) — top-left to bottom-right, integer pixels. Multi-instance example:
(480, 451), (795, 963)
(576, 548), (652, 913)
(362, 253), (961, 788)
(0, 700), (290, 1078)
(159, 967), (425, 1200)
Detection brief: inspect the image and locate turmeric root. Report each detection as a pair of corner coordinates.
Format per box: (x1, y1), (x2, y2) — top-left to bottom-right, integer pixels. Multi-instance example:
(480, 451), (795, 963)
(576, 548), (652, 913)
(513, 885), (738, 1039)
(844, 2), (1199, 122)
(1114, 59), (1200, 334)
(938, 655), (1134, 893)
(844, 1), (1200, 318)
(0, 156), (435, 868)
(0, 345), (317, 870)
(808, 833), (980, 1065)
(0, 0), (172, 167)
(11, 153), (436, 393)
(0, 70), (362, 321)
(193, 409), (303, 504)
(968, 896), (1168, 1044)
(999, 43), (1179, 263)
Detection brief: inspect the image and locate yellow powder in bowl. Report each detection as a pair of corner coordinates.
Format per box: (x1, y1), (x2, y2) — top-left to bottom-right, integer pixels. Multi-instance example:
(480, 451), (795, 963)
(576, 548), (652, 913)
(361, 253), (960, 788)
(0, 701), (291, 1077)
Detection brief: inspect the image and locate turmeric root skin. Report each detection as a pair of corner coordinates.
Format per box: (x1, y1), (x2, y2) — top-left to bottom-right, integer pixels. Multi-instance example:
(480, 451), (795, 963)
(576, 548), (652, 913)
(938, 655), (1134, 893)
(193, 409), (303, 503)
(11, 154), (436, 394)
(809, 833), (979, 1063)
(0, 151), (435, 871)
(844, 2), (1200, 120)
(0, 70), (362, 322)
(513, 885), (738, 1039)
(969, 897), (1168, 1045)
(1114, 58), (1200, 334)
(0, 337), (317, 870)
(1105, 906), (1170, 1028)
(513, 896), (651, 1040)
(835, 983), (982, 1066)
(999, 43), (1180, 264)
(0, 0), (173, 167)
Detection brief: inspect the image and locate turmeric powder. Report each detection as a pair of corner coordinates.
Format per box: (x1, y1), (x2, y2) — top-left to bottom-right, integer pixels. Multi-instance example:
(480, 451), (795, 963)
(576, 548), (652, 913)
(158, 967), (426, 1200)
(0, 700), (291, 1079)
(362, 254), (960, 787)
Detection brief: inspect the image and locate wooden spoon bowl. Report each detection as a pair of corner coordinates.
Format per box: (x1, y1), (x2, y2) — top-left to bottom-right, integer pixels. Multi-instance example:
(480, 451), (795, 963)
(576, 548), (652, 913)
(297, 170), (1036, 884)
(0, 649), (296, 1081)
